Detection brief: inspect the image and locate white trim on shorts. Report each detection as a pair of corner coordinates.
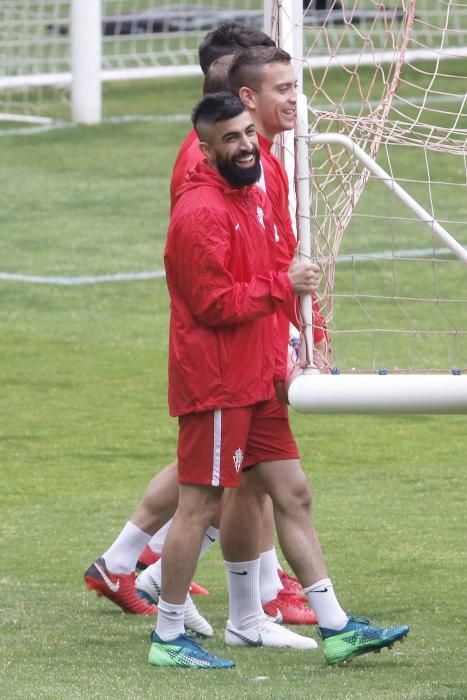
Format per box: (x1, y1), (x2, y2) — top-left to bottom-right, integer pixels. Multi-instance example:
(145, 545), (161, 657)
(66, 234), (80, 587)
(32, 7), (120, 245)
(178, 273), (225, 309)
(211, 409), (222, 487)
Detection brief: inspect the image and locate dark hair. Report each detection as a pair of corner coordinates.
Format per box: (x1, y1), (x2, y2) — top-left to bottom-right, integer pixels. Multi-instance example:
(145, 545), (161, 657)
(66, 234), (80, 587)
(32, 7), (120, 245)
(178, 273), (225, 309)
(198, 21), (275, 74)
(202, 55), (233, 95)
(228, 46), (292, 95)
(191, 92), (246, 133)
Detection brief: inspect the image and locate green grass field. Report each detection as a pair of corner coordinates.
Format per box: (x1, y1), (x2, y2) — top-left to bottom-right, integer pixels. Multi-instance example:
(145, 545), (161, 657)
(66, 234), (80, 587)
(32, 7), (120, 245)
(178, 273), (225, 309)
(1, 73), (466, 699)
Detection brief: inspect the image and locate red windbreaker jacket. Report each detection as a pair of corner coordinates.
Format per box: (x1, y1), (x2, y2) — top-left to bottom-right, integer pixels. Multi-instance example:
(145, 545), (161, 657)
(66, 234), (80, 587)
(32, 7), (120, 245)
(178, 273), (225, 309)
(164, 161), (292, 416)
(169, 130), (329, 383)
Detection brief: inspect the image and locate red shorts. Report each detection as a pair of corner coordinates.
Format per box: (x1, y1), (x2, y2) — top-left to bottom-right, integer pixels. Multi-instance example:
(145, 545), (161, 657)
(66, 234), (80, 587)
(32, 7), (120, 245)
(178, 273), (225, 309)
(177, 398), (299, 488)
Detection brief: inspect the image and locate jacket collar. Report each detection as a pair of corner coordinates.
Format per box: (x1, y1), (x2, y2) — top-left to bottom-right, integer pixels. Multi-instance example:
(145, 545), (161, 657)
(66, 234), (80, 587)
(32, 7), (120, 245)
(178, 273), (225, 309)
(257, 131), (274, 154)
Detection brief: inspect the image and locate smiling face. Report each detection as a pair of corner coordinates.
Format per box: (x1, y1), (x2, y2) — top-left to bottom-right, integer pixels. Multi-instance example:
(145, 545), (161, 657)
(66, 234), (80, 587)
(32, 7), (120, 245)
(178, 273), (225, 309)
(199, 109), (261, 187)
(239, 60), (298, 140)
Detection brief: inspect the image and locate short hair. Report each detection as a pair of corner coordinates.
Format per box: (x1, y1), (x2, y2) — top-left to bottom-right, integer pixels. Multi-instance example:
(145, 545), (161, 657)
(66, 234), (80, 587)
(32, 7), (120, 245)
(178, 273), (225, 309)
(191, 92), (246, 139)
(202, 55), (234, 95)
(198, 21), (275, 74)
(228, 46), (292, 95)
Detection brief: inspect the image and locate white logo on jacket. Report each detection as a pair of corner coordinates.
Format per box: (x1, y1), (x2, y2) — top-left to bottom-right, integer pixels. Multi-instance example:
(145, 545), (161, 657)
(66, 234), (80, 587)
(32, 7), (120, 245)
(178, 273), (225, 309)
(233, 448), (244, 473)
(256, 206), (265, 228)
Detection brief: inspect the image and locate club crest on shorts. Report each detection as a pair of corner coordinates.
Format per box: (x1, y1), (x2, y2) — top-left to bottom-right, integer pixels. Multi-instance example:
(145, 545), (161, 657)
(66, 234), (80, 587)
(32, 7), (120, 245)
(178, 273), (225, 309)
(233, 447), (244, 473)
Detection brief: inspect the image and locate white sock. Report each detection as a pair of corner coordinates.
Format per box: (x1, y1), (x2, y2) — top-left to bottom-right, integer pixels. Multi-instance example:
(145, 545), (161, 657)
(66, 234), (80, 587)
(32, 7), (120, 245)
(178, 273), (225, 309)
(303, 578), (348, 630)
(155, 598), (186, 641)
(224, 558), (265, 630)
(102, 521), (151, 574)
(199, 526), (219, 557)
(148, 520), (173, 554)
(259, 548), (283, 604)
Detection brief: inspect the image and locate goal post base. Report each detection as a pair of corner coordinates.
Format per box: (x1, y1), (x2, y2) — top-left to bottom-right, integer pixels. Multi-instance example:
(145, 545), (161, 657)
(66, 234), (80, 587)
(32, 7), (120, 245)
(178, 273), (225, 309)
(288, 373), (467, 414)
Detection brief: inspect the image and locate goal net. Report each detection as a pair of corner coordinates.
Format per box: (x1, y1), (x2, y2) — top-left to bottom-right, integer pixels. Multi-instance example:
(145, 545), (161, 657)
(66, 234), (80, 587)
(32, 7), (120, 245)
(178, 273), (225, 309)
(0, 0), (264, 126)
(3, 1), (466, 127)
(269, 1), (467, 411)
(0, 1), (70, 124)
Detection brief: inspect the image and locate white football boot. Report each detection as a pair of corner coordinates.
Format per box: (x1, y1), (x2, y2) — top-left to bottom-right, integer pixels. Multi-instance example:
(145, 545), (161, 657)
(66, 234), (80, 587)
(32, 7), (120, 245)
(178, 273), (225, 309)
(225, 616), (318, 649)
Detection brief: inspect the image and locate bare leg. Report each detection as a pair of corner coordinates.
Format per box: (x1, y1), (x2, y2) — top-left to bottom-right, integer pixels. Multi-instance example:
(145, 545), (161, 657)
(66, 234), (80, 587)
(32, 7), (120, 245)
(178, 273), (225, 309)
(254, 459), (328, 587)
(130, 460), (179, 534)
(220, 470), (266, 562)
(260, 495), (275, 552)
(161, 483), (223, 604)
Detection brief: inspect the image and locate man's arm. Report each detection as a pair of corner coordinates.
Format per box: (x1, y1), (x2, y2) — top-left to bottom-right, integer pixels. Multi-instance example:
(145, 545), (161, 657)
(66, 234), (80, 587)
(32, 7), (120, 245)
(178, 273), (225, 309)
(166, 208), (318, 328)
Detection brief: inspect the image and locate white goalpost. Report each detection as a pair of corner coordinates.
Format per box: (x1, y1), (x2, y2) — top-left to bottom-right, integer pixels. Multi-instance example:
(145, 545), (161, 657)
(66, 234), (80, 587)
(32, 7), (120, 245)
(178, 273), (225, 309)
(269, 1), (467, 413)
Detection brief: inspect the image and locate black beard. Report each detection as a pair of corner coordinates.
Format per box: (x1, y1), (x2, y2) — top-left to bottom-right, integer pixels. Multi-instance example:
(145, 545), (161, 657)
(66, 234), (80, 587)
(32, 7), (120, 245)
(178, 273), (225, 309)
(216, 145), (261, 188)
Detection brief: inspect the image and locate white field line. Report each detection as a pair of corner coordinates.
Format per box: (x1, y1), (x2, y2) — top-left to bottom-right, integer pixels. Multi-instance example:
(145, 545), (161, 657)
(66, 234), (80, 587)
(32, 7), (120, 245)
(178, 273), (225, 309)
(0, 248), (458, 286)
(0, 270), (166, 285)
(0, 113), (190, 137)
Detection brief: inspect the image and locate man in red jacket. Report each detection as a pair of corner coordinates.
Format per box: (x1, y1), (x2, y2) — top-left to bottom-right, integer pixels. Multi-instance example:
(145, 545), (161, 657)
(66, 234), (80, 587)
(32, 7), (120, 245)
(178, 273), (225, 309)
(149, 93), (322, 668)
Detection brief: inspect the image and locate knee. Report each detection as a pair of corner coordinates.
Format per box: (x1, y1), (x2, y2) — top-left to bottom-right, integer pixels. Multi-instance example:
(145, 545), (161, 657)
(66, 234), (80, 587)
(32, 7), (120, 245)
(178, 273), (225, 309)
(276, 475), (312, 514)
(178, 487), (223, 529)
(227, 473), (268, 512)
(203, 496), (223, 523)
(292, 479), (312, 511)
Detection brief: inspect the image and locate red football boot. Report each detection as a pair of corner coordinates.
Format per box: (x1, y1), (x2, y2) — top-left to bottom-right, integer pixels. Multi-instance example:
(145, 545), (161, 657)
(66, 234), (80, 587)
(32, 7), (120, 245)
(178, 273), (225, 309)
(84, 557), (157, 615)
(136, 545), (160, 571)
(263, 589), (318, 625)
(278, 569), (307, 600)
(188, 581), (210, 596)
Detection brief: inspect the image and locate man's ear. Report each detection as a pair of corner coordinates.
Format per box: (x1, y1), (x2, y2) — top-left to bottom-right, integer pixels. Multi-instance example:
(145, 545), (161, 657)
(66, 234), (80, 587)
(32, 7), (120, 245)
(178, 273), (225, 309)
(198, 140), (215, 165)
(238, 86), (256, 110)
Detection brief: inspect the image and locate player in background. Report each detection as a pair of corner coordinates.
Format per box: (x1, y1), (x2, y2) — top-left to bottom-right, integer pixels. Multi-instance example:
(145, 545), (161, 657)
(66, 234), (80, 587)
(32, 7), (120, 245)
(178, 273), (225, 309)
(197, 21), (275, 73)
(218, 46), (408, 665)
(169, 21), (275, 201)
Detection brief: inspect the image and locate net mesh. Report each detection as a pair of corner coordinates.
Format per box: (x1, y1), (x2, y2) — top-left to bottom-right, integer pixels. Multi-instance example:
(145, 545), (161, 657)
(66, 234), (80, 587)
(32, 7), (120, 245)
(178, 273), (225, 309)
(0, 0), (264, 122)
(274, 0), (467, 373)
(100, 0), (263, 72)
(0, 0), (70, 122)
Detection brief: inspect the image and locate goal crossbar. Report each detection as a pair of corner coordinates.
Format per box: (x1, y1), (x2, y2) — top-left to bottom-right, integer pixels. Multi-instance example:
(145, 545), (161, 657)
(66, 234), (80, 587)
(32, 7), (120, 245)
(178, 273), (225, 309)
(288, 373), (467, 414)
